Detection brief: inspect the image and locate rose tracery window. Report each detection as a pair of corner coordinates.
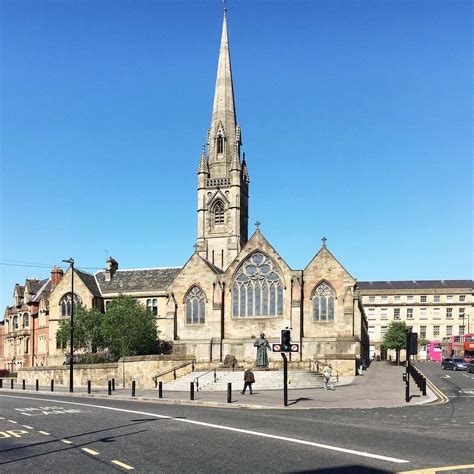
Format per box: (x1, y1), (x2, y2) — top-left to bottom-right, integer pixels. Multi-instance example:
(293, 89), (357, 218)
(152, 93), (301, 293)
(185, 286), (206, 324)
(213, 200), (225, 225)
(312, 282), (335, 321)
(60, 293), (81, 317)
(232, 253), (284, 317)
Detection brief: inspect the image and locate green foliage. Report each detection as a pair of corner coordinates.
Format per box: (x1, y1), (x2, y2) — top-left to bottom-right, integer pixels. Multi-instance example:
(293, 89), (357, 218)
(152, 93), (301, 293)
(382, 321), (408, 363)
(56, 305), (105, 352)
(101, 295), (158, 358)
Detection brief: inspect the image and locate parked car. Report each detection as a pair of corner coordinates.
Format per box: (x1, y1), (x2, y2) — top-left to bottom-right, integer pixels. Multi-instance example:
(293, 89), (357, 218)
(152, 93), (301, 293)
(467, 360), (474, 373)
(441, 357), (468, 371)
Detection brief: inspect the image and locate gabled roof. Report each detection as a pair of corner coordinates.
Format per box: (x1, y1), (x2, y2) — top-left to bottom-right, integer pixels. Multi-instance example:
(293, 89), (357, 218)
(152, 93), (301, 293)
(304, 245), (356, 282)
(76, 270), (101, 297)
(95, 267), (181, 294)
(31, 279), (51, 303)
(357, 280), (473, 291)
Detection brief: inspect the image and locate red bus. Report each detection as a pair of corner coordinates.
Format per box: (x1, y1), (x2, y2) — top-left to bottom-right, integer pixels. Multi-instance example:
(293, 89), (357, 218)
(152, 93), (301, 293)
(463, 333), (474, 361)
(427, 340), (442, 362)
(442, 336), (463, 358)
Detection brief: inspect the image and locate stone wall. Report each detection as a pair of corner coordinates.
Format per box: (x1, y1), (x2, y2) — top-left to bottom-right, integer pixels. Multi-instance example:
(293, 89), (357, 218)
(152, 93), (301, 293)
(17, 355), (195, 390)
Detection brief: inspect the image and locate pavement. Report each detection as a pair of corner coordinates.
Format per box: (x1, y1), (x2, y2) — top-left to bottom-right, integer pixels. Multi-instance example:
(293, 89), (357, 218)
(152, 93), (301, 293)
(0, 361), (439, 409)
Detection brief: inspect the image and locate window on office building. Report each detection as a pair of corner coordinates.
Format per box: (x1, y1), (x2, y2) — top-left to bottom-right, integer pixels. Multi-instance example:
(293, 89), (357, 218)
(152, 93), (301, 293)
(433, 307), (440, 319)
(420, 295), (427, 303)
(407, 295), (414, 302)
(459, 308), (465, 318)
(434, 295), (440, 303)
(368, 296), (375, 303)
(446, 295), (453, 303)
(433, 326), (440, 337)
(394, 295), (401, 303)
(407, 308), (413, 319)
(446, 326), (452, 336)
(459, 295), (466, 302)
(446, 308), (453, 318)
(368, 326), (375, 337)
(381, 326), (388, 338)
(394, 308), (400, 320)
(420, 326), (427, 339)
(381, 295), (388, 303)
(381, 308), (388, 320)
(420, 308), (427, 319)
(460, 326), (465, 336)
(368, 308), (375, 320)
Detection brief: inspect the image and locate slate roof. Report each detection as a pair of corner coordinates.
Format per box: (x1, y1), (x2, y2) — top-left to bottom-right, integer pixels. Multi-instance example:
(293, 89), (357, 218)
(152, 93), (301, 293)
(28, 279), (47, 295)
(31, 279), (51, 303)
(95, 268), (181, 294)
(357, 280), (473, 291)
(77, 270), (101, 297)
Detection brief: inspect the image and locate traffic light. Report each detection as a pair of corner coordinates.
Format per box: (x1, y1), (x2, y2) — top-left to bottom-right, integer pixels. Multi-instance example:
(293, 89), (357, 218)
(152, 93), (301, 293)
(408, 332), (418, 355)
(281, 329), (291, 351)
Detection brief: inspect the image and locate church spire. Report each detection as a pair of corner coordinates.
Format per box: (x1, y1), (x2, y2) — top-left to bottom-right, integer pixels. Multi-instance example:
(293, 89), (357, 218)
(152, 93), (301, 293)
(208, 6), (240, 177)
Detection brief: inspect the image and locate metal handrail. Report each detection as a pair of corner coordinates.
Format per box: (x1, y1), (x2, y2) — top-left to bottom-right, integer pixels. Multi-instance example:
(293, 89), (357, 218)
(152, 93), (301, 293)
(308, 358), (340, 382)
(193, 368), (217, 392)
(152, 360), (195, 388)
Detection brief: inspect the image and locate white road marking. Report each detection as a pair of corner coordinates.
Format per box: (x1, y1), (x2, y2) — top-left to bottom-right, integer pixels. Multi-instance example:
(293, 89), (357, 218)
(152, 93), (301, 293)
(0, 394), (409, 464)
(61, 439), (73, 444)
(81, 447), (99, 455)
(38, 431), (50, 435)
(111, 460), (134, 470)
(7, 420), (18, 424)
(22, 425), (33, 429)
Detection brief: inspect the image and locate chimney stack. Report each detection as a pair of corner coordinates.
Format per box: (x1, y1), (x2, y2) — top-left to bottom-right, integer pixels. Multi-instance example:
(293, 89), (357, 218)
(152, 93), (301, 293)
(105, 257), (118, 282)
(51, 266), (64, 289)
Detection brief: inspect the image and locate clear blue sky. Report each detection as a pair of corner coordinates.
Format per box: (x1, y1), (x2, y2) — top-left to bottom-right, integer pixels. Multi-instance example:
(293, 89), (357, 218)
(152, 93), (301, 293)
(0, 0), (472, 312)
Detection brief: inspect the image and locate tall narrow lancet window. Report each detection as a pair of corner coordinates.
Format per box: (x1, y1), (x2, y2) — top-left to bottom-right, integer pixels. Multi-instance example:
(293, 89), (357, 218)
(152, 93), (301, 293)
(216, 135), (224, 154)
(60, 293), (81, 317)
(185, 286), (206, 324)
(232, 253), (284, 318)
(213, 200), (225, 224)
(312, 282), (335, 321)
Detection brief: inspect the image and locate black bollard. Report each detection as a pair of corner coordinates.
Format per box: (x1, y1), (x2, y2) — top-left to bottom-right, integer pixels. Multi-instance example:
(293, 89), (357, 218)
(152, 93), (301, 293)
(131, 381), (136, 397)
(0, 379), (3, 389)
(190, 382), (194, 401)
(158, 381), (163, 399)
(51, 380), (54, 392)
(22, 380), (25, 390)
(11, 379), (14, 389)
(36, 380), (39, 391)
(214, 369), (217, 383)
(108, 380), (112, 396)
(112, 378), (115, 391)
(227, 383), (232, 403)
(87, 380), (91, 394)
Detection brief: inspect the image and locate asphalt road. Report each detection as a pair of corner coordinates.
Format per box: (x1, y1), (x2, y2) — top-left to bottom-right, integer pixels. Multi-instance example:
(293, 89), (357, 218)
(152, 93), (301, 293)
(0, 365), (473, 474)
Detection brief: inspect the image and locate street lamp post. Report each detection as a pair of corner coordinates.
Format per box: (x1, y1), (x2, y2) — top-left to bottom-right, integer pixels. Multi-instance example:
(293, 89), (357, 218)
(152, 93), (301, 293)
(62, 258), (74, 393)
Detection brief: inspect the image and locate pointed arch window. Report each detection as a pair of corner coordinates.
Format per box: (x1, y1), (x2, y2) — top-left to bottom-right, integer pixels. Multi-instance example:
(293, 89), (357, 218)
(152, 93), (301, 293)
(312, 282), (335, 321)
(185, 286), (206, 324)
(232, 252), (284, 318)
(60, 293), (81, 317)
(217, 135), (224, 154)
(213, 200), (225, 225)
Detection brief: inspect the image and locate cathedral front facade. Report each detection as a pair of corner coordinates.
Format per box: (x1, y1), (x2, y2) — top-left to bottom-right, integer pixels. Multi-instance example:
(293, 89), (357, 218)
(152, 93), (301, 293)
(1, 10), (369, 376)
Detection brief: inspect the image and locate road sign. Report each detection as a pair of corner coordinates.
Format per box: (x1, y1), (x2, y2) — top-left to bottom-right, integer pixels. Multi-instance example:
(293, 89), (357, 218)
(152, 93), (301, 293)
(272, 344), (281, 352)
(272, 343), (299, 353)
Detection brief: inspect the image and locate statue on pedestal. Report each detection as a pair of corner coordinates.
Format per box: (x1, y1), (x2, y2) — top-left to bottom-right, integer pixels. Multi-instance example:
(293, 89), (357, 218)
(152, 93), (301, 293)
(254, 333), (271, 368)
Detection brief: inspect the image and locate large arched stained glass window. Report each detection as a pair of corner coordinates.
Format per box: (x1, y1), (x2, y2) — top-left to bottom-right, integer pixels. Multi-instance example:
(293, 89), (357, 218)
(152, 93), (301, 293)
(232, 252), (284, 317)
(60, 293), (81, 317)
(185, 286), (206, 324)
(312, 282), (335, 321)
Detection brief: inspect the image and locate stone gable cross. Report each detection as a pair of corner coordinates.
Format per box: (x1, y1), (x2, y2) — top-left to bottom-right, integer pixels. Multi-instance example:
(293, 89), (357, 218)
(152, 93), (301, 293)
(255, 220), (261, 230)
(321, 236), (327, 247)
(193, 243), (198, 252)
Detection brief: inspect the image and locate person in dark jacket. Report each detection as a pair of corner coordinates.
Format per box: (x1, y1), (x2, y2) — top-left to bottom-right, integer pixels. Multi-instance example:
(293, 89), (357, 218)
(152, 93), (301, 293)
(242, 368), (255, 395)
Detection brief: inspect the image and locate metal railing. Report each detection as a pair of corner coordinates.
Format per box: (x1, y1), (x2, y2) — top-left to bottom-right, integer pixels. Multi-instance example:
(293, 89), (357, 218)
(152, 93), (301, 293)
(152, 360), (195, 388)
(193, 369), (217, 392)
(308, 358), (340, 382)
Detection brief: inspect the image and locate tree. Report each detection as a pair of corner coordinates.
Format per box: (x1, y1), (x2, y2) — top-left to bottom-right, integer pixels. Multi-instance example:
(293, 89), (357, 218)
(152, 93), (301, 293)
(382, 321), (407, 365)
(56, 305), (105, 353)
(101, 295), (158, 358)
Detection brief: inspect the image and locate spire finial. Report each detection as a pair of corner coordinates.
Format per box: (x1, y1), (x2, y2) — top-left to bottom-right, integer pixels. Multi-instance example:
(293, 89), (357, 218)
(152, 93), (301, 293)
(255, 220), (261, 231)
(223, 0), (227, 16)
(321, 236), (327, 247)
(193, 243), (198, 253)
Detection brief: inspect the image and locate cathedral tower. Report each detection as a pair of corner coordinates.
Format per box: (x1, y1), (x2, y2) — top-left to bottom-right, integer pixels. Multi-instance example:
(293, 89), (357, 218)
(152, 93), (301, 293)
(196, 8), (249, 269)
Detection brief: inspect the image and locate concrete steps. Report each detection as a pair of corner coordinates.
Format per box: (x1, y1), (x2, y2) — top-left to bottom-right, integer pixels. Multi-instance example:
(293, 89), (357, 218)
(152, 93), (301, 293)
(162, 369), (325, 391)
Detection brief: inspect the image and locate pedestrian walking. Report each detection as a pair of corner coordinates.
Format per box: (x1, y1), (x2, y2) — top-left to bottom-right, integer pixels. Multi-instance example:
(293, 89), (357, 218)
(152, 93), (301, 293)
(242, 367), (255, 395)
(323, 363), (335, 391)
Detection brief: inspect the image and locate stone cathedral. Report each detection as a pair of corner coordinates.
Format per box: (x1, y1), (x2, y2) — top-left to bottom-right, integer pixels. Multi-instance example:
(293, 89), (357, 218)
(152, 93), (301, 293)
(25, 9), (368, 375)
